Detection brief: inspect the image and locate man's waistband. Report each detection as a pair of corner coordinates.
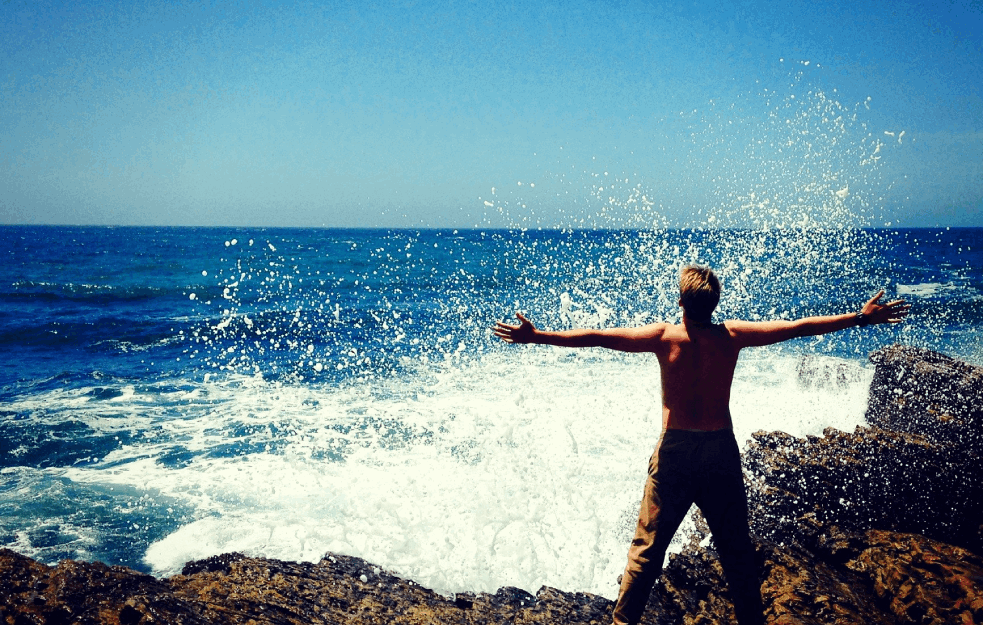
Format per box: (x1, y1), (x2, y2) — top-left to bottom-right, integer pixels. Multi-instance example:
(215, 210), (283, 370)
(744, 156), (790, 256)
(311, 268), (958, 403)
(661, 427), (735, 440)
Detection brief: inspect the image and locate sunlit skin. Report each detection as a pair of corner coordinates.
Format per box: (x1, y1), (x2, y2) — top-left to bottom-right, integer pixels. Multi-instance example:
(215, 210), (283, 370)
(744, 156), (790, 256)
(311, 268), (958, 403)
(494, 290), (910, 432)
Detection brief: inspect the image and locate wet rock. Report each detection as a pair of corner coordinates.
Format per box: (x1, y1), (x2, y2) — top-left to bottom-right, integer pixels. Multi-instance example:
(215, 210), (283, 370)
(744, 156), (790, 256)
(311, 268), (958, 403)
(866, 345), (983, 451)
(0, 548), (210, 624)
(11, 526), (972, 625)
(646, 521), (983, 625)
(0, 549), (618, 624)
(179, 552), (247, 576)
(643, 510), (892, 625)
(754, 535), (888, 625)
(837, 529), (983, 625)
(646, 544), (737, 625)
(744, 344), (983, 554)
(744, 424), (982, 554)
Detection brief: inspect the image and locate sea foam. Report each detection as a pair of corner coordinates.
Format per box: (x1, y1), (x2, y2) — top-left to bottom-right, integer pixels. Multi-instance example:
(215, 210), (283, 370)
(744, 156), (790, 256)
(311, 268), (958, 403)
(38, 347), (870, 599)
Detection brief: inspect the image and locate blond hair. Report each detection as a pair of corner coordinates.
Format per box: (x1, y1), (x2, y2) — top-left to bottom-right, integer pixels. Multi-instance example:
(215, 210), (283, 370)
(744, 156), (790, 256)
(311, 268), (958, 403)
(679, 264), (720, 322)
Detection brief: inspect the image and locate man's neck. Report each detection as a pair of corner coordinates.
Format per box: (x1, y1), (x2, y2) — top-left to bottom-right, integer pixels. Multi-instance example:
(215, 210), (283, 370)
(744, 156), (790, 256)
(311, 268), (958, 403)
(682, 314), (714, 328)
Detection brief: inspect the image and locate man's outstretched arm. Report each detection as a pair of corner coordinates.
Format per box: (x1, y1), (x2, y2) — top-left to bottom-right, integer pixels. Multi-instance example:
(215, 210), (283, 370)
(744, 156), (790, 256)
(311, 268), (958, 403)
(727, 290), (910, 349)
(494, 313), (667, 353)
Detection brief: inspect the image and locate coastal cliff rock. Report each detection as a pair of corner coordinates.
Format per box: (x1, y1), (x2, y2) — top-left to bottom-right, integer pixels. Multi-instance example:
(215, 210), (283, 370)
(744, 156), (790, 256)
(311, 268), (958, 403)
(5, 530), (981, 625)
(644, 516), (983, 625)
(0, 548), (614, 625)
(743, 424), (982, 554)
(744, 345), (983, 555)
(866, 344), (983, 447)
(2, 344), (982, 624)
(0, 550), (209, 625)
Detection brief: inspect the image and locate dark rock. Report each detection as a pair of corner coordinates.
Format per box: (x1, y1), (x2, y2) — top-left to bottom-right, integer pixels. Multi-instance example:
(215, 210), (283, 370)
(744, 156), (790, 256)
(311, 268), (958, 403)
(833, 528), (983, 625)
(644, 520), (983, 625)
(0, 543), (625, 624)
(180, 552), (247, 576)
(744, 344), (983, 555)
(744, 424), (982, 554)
(867, 344), (983, 452)
(0, 548), (211, 625)
(754, 535), (889, 625)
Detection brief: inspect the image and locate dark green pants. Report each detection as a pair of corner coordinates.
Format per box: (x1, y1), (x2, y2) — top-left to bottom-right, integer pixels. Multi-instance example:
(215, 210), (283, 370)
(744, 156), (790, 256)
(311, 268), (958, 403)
(613, 428), (764, 625)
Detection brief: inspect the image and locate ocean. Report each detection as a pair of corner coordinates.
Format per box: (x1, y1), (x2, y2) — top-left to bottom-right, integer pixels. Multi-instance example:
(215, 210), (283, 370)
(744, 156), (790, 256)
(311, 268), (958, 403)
(1, 225), (981, 599)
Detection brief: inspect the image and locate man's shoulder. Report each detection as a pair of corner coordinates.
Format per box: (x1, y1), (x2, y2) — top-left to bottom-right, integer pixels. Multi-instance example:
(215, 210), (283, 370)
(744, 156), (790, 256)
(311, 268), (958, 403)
(722, 318), (756, 331)
(634, 321), (674, 331)
(722, 317), (799, 349)
(656, 321), (683, 334)
(629, 322), (674, 346)
(721, 319), (765, 339)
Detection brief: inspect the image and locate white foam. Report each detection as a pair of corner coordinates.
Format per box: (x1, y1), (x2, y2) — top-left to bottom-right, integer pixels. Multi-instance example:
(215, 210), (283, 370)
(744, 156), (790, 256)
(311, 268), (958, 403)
(15, 347), (866, 599)
(3, 344), (873, 599)
(730, 352), (872, 442)
(897, 283), (954, 297)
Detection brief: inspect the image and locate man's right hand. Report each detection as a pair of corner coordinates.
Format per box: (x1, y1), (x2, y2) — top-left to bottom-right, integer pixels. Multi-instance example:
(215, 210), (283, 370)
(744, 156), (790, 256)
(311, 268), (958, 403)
(860, 290), (911, 325)
(494, 313), (537, 344)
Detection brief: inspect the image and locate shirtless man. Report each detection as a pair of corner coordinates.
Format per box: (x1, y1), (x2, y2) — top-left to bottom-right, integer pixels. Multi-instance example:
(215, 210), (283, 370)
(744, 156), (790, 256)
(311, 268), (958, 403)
(493, 264), (909, 625)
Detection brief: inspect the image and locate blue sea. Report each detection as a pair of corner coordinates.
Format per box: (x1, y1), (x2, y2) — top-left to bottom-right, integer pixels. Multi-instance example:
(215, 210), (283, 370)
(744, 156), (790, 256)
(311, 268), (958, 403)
(1, 225), (981, 598)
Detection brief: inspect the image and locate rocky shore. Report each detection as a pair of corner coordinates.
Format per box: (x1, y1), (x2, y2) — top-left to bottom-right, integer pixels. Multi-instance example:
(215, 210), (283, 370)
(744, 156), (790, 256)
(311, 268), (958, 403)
(2, 345), (981, 624)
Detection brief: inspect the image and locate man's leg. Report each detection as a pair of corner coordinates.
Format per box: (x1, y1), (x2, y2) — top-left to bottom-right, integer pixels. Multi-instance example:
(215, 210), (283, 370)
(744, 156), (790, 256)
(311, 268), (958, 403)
(695, 433), (764, 625)
(612, 432), (695, 625)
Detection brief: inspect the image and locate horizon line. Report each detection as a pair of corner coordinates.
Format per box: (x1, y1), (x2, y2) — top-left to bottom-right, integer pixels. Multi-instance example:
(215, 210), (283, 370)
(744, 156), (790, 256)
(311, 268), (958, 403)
(0, 223), (976, 232)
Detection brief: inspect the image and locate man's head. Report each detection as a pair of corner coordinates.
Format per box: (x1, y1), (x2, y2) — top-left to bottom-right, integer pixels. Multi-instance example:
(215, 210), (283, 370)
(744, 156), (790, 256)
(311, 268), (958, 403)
(679, 264), (720, 322)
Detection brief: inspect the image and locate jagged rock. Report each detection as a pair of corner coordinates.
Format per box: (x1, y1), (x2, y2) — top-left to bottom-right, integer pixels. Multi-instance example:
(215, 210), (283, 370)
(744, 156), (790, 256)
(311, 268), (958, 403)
(831, 528), (983, 625)
(755, 536), (889, 625)
(866, 345), (983, 447)
(744, 344), (983, 555)
(743, 424), (982, 554)
(650, 517), (889, 625)
(6, 529), (977, 625)
(0, 548), (210, 624)
(1, 549), (616, 625)
(168, 551), (617, 624)
(646, 543), (737, 625)
(648, 519), (983, 625)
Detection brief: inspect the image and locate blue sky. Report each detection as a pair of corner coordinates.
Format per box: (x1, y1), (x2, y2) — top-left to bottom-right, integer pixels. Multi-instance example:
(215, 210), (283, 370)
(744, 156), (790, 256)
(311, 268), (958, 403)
(1, 0), (981, 228)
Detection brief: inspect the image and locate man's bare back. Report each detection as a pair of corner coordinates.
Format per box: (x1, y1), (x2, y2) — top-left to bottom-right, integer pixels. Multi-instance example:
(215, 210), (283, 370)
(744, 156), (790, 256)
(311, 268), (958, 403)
(650, 320), (739, 431)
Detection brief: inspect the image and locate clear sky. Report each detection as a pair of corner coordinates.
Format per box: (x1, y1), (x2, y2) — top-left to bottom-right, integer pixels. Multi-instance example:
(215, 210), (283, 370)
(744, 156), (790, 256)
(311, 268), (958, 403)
(2, 0), (981, 228)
